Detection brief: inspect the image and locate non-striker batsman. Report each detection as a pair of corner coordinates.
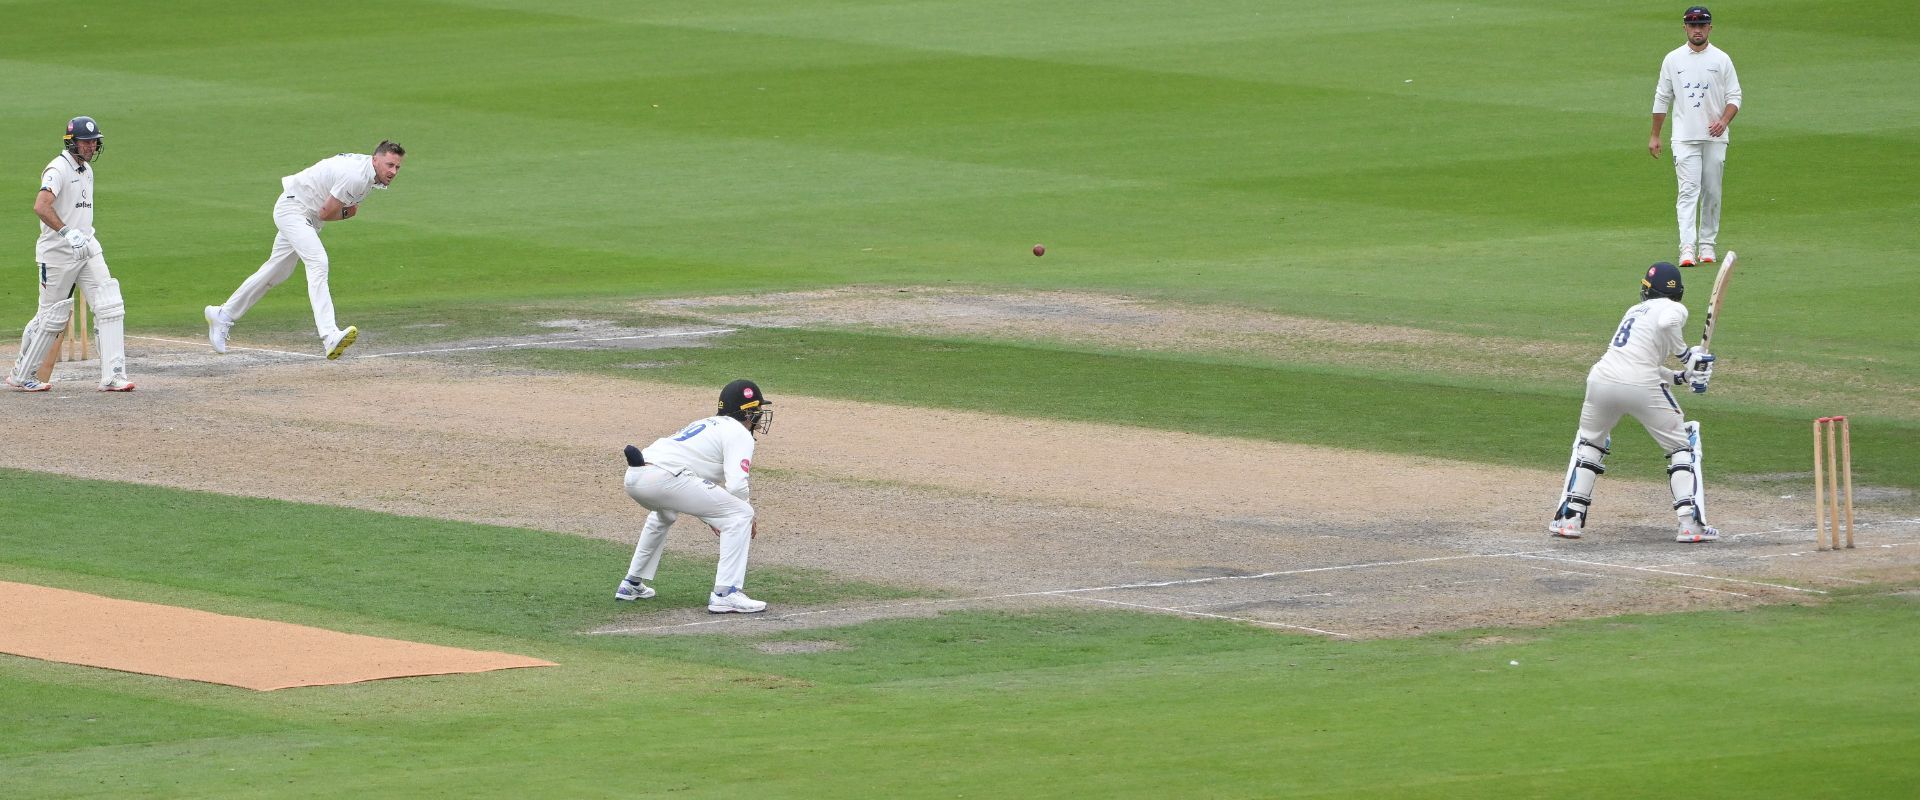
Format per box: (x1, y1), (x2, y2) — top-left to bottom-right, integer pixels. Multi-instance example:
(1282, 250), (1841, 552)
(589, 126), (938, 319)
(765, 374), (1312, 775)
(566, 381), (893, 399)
(6, 116), (135, 392)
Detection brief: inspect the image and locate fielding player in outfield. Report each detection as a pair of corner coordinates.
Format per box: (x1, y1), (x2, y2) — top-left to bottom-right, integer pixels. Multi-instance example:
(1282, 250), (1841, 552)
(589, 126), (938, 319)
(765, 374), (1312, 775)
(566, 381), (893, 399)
(1650, 5), (1741, 267)
(1550, 262), (1718, 543)
(6, 116), (135, 392)
(614, 380), (775, 613)
(204, 141), (405, 360)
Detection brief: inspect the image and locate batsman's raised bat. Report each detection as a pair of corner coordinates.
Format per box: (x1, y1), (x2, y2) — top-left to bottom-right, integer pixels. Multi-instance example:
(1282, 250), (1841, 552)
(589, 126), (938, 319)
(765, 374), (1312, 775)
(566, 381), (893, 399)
(1698, 250), (1735, 354)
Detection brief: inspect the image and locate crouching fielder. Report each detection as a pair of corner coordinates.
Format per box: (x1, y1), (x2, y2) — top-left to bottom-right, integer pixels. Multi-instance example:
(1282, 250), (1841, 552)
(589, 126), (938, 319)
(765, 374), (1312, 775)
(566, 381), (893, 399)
(1550, 261), (1718, 543)
(6, 116), (133, 392)
(614, 380), (775, 613)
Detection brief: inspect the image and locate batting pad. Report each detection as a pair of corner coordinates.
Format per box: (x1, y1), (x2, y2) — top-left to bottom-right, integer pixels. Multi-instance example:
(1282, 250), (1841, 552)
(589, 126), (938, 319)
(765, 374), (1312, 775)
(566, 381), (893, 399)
(0, 581), (555, 690)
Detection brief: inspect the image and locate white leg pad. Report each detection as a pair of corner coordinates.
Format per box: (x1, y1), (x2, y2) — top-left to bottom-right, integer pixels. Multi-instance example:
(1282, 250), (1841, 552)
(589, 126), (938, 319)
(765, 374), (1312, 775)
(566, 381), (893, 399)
(1554, 432), (1610, 526)
(89, 279), (128, 383)
(11, 299), (73, 379)
(1669, 421), (1705, 525)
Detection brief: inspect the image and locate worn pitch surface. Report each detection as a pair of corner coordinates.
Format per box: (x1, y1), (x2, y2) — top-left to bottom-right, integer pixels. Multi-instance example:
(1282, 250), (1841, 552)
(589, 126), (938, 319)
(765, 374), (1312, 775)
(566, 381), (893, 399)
(6, 335), (1915, 639)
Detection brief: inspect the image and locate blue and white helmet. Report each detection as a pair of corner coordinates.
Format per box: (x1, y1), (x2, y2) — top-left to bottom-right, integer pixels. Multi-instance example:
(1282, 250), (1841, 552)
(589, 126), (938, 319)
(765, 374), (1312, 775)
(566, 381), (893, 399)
(64, 116), (104, 161)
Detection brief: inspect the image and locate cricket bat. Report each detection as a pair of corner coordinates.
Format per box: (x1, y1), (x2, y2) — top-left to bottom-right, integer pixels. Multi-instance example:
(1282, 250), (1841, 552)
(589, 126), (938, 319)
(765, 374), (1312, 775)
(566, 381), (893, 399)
(1699, 251), (1735, 353)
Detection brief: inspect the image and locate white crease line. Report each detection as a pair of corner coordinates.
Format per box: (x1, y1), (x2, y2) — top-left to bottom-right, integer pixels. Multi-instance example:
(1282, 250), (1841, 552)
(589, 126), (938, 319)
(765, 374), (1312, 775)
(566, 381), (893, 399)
(1165, 591), (1338, 610)
(1523, 565), (1751, 597)
(1706, 533), (1919, 559)
(1162, 575), (1523, 612)
(129, 329), (738, 361)
(1061, 595), (1352, 637)
(357, 328), (738, 359)
(1514, 554), (1827, 594)
(590, 592), (1057, 635)
(594, 551), (1552, 634)
(128, 335), (322, 359)
(595, 536), (1893, 634)
(1752, 545), (1908, 559)
(1041, 552), (1538, 595)
(1731, 517), (1920, 542)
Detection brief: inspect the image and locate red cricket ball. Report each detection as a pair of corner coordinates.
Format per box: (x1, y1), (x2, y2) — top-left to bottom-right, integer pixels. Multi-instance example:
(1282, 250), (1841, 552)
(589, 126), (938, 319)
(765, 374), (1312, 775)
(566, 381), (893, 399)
(1033, 244), (1046, 257)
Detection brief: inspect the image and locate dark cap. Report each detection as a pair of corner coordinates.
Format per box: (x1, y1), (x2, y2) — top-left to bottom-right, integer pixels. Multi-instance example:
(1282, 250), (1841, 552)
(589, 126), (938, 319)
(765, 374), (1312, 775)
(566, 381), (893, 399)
(1683, 6), (1711, 23)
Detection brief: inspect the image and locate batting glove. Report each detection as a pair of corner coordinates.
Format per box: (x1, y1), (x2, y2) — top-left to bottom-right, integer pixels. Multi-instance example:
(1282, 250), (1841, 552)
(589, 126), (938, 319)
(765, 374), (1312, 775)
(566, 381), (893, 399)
(1687, 353), (1716, 394)
(59, 226), (89, 253)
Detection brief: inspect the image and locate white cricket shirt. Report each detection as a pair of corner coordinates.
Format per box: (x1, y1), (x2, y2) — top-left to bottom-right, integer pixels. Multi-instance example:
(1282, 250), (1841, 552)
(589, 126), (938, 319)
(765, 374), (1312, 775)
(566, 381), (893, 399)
(37, 152), (97, 265)
(280, 153), (377, 218)
(641, 416), (758, 501)
(1653, 43), (1742, 143)
(1590, 298), (1689, 387)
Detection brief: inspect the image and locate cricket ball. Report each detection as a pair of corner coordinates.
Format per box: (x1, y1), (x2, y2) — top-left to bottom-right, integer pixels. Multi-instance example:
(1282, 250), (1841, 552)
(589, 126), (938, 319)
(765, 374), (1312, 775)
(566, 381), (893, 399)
(1033, 244), (1046, 257)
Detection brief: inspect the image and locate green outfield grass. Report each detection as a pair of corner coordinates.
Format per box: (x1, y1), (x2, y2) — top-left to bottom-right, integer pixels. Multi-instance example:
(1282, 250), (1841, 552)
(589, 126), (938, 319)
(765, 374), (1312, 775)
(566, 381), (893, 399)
(4, 470), (1919, 798)
(3, 0), (1918, 795)
(3, 1), (1914, 357)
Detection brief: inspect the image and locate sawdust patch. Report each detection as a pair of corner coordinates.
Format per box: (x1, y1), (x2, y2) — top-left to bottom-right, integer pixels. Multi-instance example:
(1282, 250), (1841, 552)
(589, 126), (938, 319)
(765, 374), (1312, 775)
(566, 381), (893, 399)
(0, 581), (554, 691)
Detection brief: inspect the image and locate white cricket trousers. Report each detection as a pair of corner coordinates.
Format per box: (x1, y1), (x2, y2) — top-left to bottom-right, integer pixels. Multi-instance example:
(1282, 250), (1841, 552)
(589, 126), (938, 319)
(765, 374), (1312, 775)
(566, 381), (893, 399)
(623, 465), (755, 592)
(218, 194), (343, 339)
(1576, 379), (1690, 455)
(1672, 140), (1728, 249)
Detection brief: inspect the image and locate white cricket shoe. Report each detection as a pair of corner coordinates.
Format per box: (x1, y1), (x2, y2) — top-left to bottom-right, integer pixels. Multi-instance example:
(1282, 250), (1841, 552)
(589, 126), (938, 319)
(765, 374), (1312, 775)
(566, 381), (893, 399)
(4, 374), (50, 392)
(324, 326), (359, 360)
(614, 580), (656, 601)
(1679, 246), (1697, 267)
(204, 305), (232, 354)
(98, 377), (136, 392)
(708, 589), (767, 614)
(1547, 517), (1583, 539)
(1676, 522), (1720, 543)
(1699, 244), (1717, 264)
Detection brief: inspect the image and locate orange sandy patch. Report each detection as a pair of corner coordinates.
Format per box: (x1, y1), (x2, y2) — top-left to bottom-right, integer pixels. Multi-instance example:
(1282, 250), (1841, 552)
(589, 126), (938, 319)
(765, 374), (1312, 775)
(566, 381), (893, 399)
(0, 581), (555, 691)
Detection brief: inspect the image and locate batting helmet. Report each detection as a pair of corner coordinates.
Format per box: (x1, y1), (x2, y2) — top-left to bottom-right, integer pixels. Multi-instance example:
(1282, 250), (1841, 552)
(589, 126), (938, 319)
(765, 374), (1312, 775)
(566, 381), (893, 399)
(718, 379), (774, 434)
(1641, 261), (1685, 301)
(64, 116), (104, 162)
